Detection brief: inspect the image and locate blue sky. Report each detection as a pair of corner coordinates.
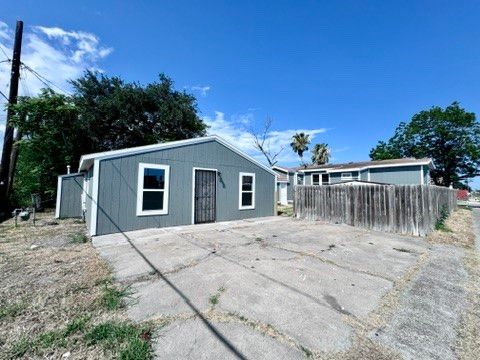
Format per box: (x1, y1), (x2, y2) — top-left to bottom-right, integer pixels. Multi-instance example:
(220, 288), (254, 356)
(1, 1), (479, 188)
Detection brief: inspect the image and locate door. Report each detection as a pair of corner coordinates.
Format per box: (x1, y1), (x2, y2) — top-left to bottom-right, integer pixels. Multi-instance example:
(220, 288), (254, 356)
(279, 183), (288, 205)
(194, 169), (217, 224)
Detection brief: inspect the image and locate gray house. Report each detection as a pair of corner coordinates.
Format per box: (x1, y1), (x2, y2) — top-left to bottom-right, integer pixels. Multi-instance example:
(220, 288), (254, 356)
(274, 158), (434, 205)
(56, 136), (276, 236)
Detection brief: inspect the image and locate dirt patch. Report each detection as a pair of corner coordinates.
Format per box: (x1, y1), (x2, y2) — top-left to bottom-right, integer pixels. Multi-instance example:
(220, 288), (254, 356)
(0, 211), (151, 359)
(428, 209), (475, 248)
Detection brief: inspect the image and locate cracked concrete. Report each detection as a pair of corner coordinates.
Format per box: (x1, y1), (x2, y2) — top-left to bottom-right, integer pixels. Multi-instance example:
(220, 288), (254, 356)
(93, 216), (469, 359)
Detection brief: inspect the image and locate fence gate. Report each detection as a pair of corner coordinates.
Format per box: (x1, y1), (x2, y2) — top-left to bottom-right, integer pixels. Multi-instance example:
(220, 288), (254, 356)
(194, 169), (216, 224)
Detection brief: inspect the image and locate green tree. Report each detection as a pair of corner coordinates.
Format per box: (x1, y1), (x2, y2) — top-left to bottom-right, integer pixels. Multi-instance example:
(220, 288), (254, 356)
(370, 102), (480, 187)
(71, 71), (207, 152)
(9, 72), (207, 206)
(311, 143), (330, 165)
(10, 90), (82, 205)
(290, 132), (310, 166)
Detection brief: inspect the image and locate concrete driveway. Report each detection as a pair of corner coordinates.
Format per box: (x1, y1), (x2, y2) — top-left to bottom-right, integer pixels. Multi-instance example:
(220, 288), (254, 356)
(93, 216), (468, 359)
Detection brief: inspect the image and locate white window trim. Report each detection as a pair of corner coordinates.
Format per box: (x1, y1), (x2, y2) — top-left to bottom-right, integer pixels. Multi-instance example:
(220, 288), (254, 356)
(239, 172), (255, 210)
(55, 176), (62, 218)
(341, 172), (353, 180)
(312, 173), (320, 185)
(136, 163), (170, 216)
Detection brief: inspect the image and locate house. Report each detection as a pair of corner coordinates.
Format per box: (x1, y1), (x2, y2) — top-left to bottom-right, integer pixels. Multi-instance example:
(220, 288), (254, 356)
(56, 136), (276, 236)
(273, 158), (434, 205)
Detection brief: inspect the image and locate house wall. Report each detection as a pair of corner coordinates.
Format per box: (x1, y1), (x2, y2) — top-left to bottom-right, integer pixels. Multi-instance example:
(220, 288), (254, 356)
(369, 165), (423, 185)
(287, 173), (294, 200)
(329, 171), (360, 184)
(360, 169), (369, 181)
(423, 165), (431, 184)
(95, 140), (275, 235)
(58, 174), (84, 218)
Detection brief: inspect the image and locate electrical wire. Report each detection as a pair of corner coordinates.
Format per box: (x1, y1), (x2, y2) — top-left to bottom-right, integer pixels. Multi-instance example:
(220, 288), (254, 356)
(20, 62), (71, 95)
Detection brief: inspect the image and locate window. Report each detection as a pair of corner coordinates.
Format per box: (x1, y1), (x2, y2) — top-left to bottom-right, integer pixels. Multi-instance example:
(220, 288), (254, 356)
(341, 172), (353, 180)
(239, 172), (255, 210)
(297, 175), (303, 185)
(322, 173), (330, 185)
(312, 174), (320, 185)
(136, 163), (170, 216)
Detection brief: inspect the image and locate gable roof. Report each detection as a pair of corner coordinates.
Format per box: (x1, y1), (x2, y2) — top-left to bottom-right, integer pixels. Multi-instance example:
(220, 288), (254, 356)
(78, 135), (277, 176)
(276, 158), (434, 174)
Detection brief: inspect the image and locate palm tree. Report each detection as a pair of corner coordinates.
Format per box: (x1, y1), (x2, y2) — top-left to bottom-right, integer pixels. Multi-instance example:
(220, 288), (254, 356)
(311, 143), (331, 165)
(290, 132), (310, 166)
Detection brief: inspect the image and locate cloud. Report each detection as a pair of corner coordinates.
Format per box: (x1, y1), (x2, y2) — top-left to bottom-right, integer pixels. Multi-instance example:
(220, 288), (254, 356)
(0, 21), (113, 97)
(0, 21), (113, 150)
(203, 111), (327, 165)
(185, 85), (211, 97)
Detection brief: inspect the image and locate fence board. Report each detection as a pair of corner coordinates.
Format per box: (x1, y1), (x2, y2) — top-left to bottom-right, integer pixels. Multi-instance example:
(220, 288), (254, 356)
(294, 184), (457, 236)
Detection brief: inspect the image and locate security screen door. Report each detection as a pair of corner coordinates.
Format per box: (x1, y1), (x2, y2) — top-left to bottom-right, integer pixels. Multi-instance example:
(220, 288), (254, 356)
(194, 169), (216, 224)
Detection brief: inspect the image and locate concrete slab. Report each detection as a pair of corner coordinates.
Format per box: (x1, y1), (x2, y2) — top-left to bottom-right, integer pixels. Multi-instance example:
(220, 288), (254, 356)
(153, 318), (304, 359)
(93, 216), (467, 358)
(372, 245), (468, 360)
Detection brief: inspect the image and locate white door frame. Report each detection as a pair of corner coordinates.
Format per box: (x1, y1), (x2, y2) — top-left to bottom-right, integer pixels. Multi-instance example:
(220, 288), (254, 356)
(191, 167), (218, 225)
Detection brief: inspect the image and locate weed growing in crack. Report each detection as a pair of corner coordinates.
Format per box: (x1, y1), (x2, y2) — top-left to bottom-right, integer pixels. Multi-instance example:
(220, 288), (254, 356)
(209, 286), (226, 306)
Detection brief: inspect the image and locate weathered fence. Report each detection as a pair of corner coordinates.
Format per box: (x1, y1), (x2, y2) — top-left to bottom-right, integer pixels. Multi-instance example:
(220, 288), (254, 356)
(294, 184), (457, 236)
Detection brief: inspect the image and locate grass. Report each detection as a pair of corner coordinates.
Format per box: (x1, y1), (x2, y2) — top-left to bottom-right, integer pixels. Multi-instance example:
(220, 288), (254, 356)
(69, 232), (89, 244)
(8, 317), (152, 359)
(101, 283), (132, 310)
(0, 301), (24, 320)
(85, 321), (152, 360)
(0, 211), (153, 359)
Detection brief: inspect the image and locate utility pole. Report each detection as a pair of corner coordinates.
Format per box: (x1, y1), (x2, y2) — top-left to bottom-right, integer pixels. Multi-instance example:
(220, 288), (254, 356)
(0, 20), (23, 218)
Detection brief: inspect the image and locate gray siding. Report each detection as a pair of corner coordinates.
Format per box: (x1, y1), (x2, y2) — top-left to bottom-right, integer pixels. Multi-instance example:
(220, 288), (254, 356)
(329, 171), (359, 184)
(360, 169), (369, 181)
(287, 173), (294, 200)
(58, 174), (84, 218)
(369, 165), (423, 185)
(95, 140), (275, 235)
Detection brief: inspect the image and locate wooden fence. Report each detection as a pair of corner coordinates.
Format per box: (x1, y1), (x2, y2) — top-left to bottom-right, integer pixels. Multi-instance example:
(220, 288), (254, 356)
(294, 184), (457, 236)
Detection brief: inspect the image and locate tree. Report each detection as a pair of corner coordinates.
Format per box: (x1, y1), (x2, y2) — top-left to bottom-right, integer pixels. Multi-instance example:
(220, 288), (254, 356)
(311, 143), (330, 165)
(10, 90), (82, 205)
(370, 102), (480, 187)
(248, 117), (284, 166)
(71, 71), (207, 153)
(290, 132), (310, 166)
(9, 72), (207, 206)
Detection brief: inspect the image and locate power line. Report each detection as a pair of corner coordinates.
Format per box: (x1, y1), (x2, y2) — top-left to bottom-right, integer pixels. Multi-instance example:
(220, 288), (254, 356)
(0, 89), (8, 102)
(0, 45), (10, 61)
(20, 62), (71, 95)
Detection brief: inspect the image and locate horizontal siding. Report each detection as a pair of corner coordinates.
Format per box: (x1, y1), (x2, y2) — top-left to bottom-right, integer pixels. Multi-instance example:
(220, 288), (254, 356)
(96, 140), (275, 235)
(329, 171), (359, 184)
(369, 165), (423, 185)
(59, 174), (84, 218)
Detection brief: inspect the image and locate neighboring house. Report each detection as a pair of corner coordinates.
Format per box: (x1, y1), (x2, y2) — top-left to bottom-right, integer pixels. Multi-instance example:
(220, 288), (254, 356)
(272, 166), (304, 205)
(56, 136), (276, 236)
(273, 158), (434, 204)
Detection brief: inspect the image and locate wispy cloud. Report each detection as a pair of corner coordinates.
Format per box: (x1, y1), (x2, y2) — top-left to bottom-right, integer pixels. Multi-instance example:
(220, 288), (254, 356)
(0, 21), (113, 97)
(0, 21), (113, 153)
(185, 85), (211, 97)
(203, 111), (327, 164)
